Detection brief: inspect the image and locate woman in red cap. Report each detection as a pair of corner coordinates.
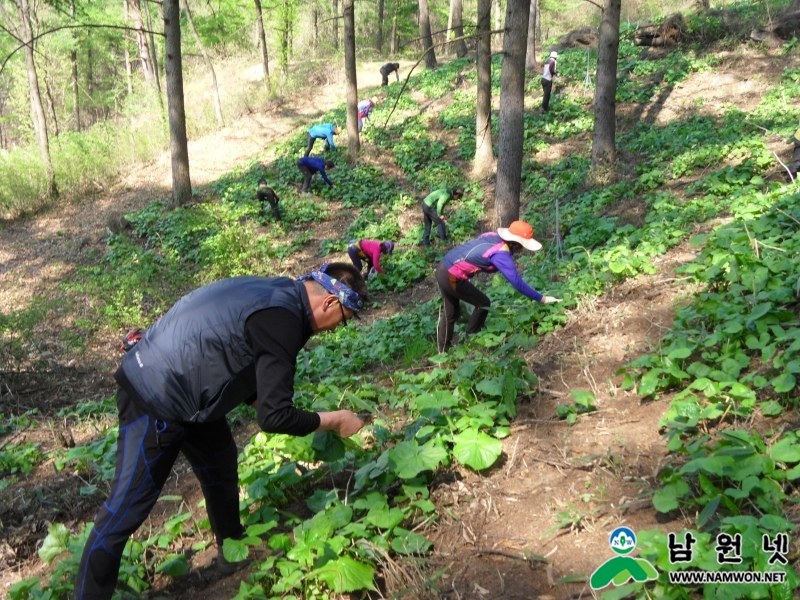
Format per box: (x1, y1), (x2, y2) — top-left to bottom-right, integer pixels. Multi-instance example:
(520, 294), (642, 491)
(436, 220), (561, 352)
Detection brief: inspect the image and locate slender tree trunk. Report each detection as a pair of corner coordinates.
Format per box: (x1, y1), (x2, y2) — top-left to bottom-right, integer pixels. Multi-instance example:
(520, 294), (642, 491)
(419, 0), (438, 69)
(163, 0), (192, 207)
(280, 0), (291, 78)
(525, 0), (538, 70)
(343, 0), (359, 160)
(332, 0), (339, 50)
(122, 0), (133, 94)
(391, 0), (398, 53)
(493, 0), (501, 49)
(71, 0), (81, 130)
(313, 2), (319, 51)
(17, 0), (58, 199)
(447, 0), (454, 40)
(591, 0), (620, 166)
(495, 0), (530, 227)
(44, 75), (59, 137)
(128, 0), (154, 84)
(452, 0), (467, 57)
(254, 0), (270, 91)
(473, 0), (493, 176)
(146, 0), (163, 94)
(182, 0), (223, 125)
(377, 0), (384, 53)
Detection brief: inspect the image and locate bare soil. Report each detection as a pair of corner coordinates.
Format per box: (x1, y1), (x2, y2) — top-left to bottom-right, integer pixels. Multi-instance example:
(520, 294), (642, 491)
(1, 49), (798, 599)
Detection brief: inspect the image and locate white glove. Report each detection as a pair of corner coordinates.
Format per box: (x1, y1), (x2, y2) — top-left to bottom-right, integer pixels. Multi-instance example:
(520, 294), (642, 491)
(367, 268), (378, 281)
(541, 296), (562, 304)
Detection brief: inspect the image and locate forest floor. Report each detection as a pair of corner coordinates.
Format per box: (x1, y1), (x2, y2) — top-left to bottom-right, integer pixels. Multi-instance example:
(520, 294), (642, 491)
(1, 50), (798, 599)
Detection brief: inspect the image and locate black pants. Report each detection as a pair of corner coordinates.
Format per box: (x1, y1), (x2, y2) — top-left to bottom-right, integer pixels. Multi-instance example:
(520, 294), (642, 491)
(258, 190), (281, 221)
(422, 202), (447, 246)
(381, 72), (389, 86)
(347, 245), (372, 272)
(541, 79), (553, 112)
(72, 383), (243, 600)
(789, 137), (800, 182)
(304, 134), (329, 157)
(436, 262), (490, 352)
(298, 163), (315, 193)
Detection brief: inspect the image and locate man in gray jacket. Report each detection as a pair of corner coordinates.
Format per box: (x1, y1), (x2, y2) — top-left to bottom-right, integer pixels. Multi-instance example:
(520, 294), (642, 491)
(72, 263), (367, 600)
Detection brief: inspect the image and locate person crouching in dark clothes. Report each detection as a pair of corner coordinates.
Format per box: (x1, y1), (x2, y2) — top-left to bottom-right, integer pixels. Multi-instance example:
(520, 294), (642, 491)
(436, 221), (562, 353)
(71, 264), (367, 600)
(297, 157), (335, 193)
(788, 123), (800, 182)
(257, 178), (281, 220)
(380, 62), (400, 86)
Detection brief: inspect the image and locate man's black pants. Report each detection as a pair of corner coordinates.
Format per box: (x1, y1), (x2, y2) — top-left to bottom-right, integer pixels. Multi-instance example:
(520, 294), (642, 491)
(72, 382), (243, 599)
(298, 163), (315, 193)
(541, 79), (553, 112)
(422, 202), (447, 246)
(380, 72), (389, 86)
(789, 137), (800, 182)
(304, 134), (329, 157)
(436, 262), (490, 353)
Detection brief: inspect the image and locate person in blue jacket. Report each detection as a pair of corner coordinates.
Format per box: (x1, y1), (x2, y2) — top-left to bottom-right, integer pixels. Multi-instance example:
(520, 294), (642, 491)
(71, 264), (367, 600)
(304, 123), (340, 157)
(297, 157), (335, 193)
(436, 220), (562, 352)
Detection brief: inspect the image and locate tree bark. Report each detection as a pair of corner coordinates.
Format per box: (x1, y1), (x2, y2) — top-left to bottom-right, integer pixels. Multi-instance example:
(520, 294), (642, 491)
(146, 0), (163, 93)
(122, 0), (133, 94)
(391, 0), (398, 53)
(591, 0), (620, 166)
(312, 2), (319, 51)
(377, 0), (384, 53)
(254, 0), (270, 91)
(128, 0), (155, 85)
(495, 0), (529, 227)
(280, 0), (291, 78)
(17, 0), (58, 200)
(419, 0), (437, 69)
(163, 0), (192, 208)
(493, 0), (501, 49)
(473, 0), (493, 177)
(343, 0), (359, 160)
(525, 0), (538, 70)
(71, 0), (81, 130)
(447, 0), (454, 41)
(182, 0), (223, 126)
(332, 0), (339, 50)
(452, 0), (467, 57)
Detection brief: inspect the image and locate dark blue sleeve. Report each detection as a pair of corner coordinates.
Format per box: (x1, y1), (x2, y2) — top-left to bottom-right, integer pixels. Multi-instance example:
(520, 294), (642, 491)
(320, 167), (333, 186)
(488, 252), (543, 302)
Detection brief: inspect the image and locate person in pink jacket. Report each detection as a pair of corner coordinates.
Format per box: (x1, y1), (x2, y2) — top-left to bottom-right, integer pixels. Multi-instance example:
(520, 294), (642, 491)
(347, 239), (395, 276)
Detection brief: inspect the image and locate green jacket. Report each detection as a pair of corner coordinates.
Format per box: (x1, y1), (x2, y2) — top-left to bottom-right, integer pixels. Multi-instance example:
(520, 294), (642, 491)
(423, 188), (452, 215)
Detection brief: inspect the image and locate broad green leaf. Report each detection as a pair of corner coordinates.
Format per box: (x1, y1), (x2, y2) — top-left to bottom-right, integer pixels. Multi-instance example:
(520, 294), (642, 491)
(653, 479), (689, 512)
(156, 554), (189, 577)
(452, 428), (503, 470)
(769, 437), (800, 463)
(307, 489), (339, 513)
(570, 389), (596, 408)
(760, 401), (783, 416)
(637, 368), (662, 396)
(311, 430), (346, 461)
(388, 439), (447, 479)
(476, 378), (503, 397)
(772, 373), (796, 394)
(667, 348), (692, 360)
(222, 538), (249, 563)
(38, 523), (70, 564)
(313, 555), (375, 593)
(366, 505), (404, 530)
(391, 528), (433, 555)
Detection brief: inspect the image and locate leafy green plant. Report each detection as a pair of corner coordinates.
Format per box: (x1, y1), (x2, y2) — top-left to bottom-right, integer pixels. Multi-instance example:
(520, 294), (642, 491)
(556, 390), (598, 424)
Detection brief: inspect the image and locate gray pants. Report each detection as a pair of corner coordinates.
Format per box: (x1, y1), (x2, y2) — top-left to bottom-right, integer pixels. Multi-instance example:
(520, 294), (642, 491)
(789, 137), (800, 182)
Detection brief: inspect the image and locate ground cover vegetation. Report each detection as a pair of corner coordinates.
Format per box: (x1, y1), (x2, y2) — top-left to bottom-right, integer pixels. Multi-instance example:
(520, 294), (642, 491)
(4, 0), (800, 598)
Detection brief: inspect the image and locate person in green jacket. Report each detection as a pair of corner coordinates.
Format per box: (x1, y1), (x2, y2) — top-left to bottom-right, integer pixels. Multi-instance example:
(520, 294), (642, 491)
(787, 122), (800, 182)
(422, 187), (463, 246)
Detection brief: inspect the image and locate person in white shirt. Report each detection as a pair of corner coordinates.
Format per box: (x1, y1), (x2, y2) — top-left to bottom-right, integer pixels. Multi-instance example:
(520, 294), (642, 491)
(541, 51), (558, 112)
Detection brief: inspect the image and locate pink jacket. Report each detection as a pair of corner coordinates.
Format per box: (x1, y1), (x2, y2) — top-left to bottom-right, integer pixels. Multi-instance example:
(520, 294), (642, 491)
(358, 240), (385, 273)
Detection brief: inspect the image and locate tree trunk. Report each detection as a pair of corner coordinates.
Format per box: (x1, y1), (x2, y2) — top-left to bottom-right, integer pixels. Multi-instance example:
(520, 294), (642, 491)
(343, 0), (360, 160)
(377, 0), (384, 53)
(122, 0), (133, 94)
(391, 0), (398, 53)
(280, 0), (291, 78)
(452, 0), (467, 57)
(17, 0), (58, 200)
(128, 0), (155, 85)
(146, 0), (163, 94)
(254, 0), (270, 91)
(182, 0), (223, 126)
(525, 0), (538, 69)
(312, 2), (319, 51)
(419, 0), (438, 69)
(495, 0), (529, 227)
(44, 75), (59, 138)
(163, 0), (192, 208)
(71, 0), (81, 130)
(591, 0), (621, 166)
(473, 0), (493, 177)
(447, 0), (454, 40)
(493, 0), (501, 49)
(332, 0), (339, 50)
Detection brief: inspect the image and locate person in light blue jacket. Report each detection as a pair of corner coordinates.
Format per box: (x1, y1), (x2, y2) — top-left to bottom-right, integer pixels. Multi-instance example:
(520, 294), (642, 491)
(305, 123), (340, 156)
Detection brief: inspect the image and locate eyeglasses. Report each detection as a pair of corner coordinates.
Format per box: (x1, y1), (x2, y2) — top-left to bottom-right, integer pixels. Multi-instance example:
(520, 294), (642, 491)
(338, 302), (348, 328)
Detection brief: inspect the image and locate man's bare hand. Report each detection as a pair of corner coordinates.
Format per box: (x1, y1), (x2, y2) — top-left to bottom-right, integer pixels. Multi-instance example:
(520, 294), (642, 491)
(317, 410), (364, 438)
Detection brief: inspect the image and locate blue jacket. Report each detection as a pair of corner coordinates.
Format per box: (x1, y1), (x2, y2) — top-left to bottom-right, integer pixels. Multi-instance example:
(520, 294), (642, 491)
(308, 123), (337, 150)
(298, 157), (333, 186)
(122, 277), (310, 423)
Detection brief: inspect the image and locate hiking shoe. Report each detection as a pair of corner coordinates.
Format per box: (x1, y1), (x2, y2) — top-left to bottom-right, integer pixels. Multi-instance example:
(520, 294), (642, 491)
(217, 550), (252, 575)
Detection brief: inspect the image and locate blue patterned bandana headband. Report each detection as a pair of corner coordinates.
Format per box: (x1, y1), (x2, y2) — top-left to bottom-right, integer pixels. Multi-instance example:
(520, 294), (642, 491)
(298, 264), (365, 316)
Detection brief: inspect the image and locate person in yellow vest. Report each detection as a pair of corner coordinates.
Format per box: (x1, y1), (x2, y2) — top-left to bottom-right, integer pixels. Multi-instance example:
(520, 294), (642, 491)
(787, 123), (800, 183)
